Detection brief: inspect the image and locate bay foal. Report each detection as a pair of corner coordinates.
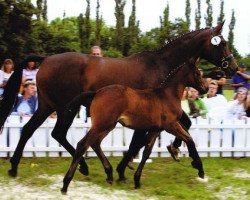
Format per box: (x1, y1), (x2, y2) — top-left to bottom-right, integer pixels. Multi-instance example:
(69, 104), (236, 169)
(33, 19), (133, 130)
(60, 60), (207, 192)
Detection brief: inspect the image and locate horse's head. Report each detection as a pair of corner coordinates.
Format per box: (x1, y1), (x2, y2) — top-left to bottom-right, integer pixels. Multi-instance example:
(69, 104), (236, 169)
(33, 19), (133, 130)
(200, 22), (238, 77)
(186, 60), (208, 95)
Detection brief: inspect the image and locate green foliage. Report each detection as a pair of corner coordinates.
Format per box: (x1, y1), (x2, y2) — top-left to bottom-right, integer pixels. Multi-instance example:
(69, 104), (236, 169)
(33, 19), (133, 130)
(0, 0), (36, 62)
(103, 47), (123, 58)
(0, 0), (246, 62)
(217, 0), (225, 24)
(95, 0), (102, 46)
(114, 0), (126, 53)
(205, 0), (213, 27)
(185, 0), (191, 28)
(195, 0), (201, 29)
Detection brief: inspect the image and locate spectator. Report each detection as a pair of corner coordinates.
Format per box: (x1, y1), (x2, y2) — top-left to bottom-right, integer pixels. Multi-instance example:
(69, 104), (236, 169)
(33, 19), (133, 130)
(0, 59), (14, 96)
(90, 46), (103, 57)
(207, 69), (226, 94)
(12, 81), (37, 117)
(181, 87), (200, 118)
(225, 87), (248, 120)
(202, 80), (227, 119)
(231, 63), (250, 93)
(22, 61), (39, 83)
(189, 87), (208, 118)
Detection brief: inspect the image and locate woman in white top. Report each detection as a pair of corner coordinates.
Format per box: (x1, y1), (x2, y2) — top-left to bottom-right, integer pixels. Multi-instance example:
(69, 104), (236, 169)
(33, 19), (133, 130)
(225, 87), (248, 120)
(0, 59), (14, 96)
(22, 61), (39, 82)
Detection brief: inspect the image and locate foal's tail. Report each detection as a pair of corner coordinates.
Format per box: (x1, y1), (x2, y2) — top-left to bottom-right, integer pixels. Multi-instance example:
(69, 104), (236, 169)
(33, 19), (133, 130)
(62, 92), (96, 126)
(0, 55), (45, 132)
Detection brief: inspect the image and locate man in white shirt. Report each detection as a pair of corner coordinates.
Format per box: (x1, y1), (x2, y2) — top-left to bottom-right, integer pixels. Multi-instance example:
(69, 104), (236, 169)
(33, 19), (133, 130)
(202, 80), (227, 120)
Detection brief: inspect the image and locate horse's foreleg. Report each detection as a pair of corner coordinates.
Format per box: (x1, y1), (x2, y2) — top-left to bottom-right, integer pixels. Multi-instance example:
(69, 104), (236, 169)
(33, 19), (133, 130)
(169, 122), (204, 179)
(91, 142), (113, 184)
(52, 115), (89, 176)
(116, 130), (147, 182)
(134, 132), (159, 189)
(8, 107), (52, 177)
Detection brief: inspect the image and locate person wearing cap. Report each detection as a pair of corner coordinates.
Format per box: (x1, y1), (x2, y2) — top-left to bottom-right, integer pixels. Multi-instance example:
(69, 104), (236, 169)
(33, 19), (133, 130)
(206, 68), (226, 95)
(231, 63), (250, 93)
(225, 87), (248, 120)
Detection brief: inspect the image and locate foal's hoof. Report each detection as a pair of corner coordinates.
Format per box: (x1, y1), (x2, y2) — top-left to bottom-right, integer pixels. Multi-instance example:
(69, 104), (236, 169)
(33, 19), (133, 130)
(8, 169), (17, 177)
(116, 177), (127, 184)
(79, 166), (89, 176)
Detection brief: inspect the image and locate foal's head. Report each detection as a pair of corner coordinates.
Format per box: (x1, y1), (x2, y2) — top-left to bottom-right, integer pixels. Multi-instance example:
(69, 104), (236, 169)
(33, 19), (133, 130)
(185, 62), (208, 95)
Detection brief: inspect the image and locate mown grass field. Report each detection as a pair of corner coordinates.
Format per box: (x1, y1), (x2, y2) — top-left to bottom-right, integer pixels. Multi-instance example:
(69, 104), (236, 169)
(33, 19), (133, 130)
(0, 157), (249, 199)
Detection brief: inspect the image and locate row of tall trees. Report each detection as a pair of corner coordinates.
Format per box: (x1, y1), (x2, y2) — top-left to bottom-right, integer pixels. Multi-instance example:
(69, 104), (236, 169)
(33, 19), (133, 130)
(0, 0), (244, 64)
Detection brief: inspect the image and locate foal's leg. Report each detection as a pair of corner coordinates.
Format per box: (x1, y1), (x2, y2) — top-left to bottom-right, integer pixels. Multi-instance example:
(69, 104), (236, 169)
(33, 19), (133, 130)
(51, 112), (89, 176)
(167, 111), (191, 161)
(134, 132), (159, 189)
(91, 141), (113, 184)
(61, 128), (110, 193)
(170, 122), (204, 179)
(8, 105), (53, 177)
(116, 129), (147, 182)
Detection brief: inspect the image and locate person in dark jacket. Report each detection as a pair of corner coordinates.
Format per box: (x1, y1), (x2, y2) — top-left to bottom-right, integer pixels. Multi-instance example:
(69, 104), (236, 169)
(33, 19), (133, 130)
(12, 81), (37, 117)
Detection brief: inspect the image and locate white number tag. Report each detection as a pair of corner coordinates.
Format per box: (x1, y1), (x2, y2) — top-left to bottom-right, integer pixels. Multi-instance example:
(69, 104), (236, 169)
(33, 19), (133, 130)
(211, 36), (221, 46)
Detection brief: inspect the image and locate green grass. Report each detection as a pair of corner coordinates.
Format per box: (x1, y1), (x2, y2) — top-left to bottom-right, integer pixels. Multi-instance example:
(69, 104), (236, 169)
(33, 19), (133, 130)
(0, 157), (249, 200)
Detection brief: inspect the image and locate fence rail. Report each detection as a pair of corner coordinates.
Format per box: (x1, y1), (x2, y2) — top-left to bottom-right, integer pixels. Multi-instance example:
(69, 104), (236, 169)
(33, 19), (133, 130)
(0, 116), (250, 158)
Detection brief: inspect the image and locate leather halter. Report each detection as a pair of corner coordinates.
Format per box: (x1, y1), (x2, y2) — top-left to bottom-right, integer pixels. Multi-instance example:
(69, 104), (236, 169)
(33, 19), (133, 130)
(210, 28), (234, 69)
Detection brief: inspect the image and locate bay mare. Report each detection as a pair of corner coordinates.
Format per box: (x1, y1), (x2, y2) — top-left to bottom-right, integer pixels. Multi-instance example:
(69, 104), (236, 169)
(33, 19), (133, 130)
(60, 59), (207, 192)
(0, 22), (237, 178)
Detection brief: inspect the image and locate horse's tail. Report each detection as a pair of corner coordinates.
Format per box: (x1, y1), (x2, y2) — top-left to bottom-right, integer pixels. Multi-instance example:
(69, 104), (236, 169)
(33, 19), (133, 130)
(0, 55), (45, 132)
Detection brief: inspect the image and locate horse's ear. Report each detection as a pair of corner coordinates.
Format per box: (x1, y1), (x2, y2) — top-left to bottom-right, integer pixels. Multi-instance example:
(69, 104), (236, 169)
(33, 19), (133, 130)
(214, 21), (225, 34)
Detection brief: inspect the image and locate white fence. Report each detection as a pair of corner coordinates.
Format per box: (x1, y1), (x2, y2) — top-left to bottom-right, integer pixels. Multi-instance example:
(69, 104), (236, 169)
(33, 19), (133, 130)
(0, 116), (250, 158)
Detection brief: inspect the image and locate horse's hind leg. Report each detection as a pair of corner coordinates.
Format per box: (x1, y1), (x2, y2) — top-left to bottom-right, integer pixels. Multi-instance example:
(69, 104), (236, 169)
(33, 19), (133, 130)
(134, 132), (159, 189)
(91, 141), (113, 184)
(51, 113), (89, 176)
(8, 105), (53, 177)
(116, 130), (147, 182)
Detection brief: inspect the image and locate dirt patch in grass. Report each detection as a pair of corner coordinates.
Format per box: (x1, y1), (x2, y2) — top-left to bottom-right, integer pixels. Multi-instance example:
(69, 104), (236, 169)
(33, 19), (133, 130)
(0, 174), (157, 200)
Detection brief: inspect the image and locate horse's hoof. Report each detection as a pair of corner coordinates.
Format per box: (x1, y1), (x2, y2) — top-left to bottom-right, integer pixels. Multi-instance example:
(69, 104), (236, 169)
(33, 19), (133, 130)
(60, 188), (67, 195)
(198, 172), (205, 179)
(106, 178), (113, 185)
(8, 169), (17, 177)
(134, 183), (141, 189)
(79, 166), (89, 176)
(116, 177), (127, 184)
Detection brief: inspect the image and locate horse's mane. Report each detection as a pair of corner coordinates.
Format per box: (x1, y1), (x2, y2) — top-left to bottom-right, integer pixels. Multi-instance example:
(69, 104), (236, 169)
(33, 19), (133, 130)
(130, 27), (210, 58)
